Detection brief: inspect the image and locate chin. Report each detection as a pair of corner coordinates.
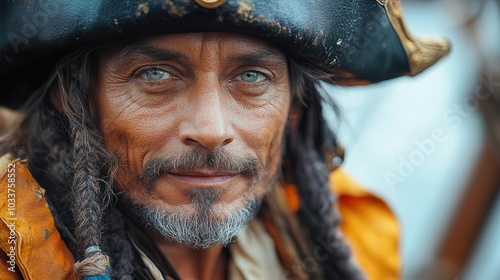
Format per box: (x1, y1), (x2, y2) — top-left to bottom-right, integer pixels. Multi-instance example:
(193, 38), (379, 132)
(132, 192), (263, 249)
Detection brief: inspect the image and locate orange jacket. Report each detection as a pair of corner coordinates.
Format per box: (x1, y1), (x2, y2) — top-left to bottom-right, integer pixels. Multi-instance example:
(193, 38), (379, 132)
(0, 158), (77, 279)
(283, 169), (401, 280)
(331, 169), (401, 280)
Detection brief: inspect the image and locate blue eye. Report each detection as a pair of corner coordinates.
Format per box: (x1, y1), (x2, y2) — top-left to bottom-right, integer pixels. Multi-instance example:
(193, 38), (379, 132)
(240, 71), (261, 83)
(144, 69), (169, 81)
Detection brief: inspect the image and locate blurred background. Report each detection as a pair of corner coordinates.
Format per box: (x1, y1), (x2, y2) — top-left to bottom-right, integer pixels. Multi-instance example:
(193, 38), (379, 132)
(325, 0), (500, 279)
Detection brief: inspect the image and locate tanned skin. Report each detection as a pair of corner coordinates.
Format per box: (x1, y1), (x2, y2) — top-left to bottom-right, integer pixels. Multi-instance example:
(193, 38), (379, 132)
(94, 32), (291, 279)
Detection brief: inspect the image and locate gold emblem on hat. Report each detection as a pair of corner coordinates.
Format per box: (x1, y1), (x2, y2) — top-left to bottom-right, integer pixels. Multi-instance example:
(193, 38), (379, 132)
(195, 0), (226, 9)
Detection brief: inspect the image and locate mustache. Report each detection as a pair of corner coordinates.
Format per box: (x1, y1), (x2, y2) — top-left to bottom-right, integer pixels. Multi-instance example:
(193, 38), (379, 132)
(139, 147), (261, 190)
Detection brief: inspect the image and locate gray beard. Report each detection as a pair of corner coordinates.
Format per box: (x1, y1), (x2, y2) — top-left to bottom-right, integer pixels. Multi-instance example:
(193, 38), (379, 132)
(131, 189), (262, 249)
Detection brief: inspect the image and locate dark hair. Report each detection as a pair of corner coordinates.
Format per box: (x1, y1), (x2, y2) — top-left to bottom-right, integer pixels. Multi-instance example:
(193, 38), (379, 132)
(1, 49), (363, 279)
(286, 57), (364, 279)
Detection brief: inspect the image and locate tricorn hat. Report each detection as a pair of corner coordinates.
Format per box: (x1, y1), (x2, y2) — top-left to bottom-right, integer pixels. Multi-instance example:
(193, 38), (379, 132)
(0, 0), (450, 108)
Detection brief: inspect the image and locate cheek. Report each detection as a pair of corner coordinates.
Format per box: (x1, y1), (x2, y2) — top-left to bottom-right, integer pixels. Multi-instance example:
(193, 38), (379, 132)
(236, 88), (290, 170)
(96, 83), (180, 178)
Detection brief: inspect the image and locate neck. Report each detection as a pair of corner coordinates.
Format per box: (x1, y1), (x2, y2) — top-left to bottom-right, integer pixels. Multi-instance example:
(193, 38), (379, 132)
(148, 228), (228, 280)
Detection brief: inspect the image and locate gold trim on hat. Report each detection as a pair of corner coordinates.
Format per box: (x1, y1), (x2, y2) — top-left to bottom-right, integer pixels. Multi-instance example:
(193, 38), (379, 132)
(194, 0), (227, 9)
(382, 0), (451, 76)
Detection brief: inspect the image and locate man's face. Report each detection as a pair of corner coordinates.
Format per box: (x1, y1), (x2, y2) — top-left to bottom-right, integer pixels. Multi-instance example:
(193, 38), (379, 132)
(96, 32), (291, 247)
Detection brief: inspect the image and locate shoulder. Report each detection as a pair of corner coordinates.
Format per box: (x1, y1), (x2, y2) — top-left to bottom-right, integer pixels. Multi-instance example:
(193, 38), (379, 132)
(0, 106), (22, 137)
(330, 168), (401, 280)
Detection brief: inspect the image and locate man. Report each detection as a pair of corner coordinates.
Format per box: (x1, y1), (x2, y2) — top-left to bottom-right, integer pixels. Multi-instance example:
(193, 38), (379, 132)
(0, 0), (449, 279)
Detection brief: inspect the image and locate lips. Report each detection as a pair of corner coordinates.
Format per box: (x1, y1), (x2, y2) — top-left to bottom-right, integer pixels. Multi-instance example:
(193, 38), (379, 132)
(166, 170), (238, 187)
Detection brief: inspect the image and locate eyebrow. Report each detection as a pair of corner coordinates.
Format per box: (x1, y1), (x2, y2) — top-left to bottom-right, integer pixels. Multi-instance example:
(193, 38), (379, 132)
(227, 48), (287, 69)
(117, 41), (191, 63)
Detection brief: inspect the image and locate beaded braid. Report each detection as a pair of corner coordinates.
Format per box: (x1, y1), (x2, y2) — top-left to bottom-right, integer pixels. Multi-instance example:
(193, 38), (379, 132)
(49, 51), (148, 279)
(4, 50), (151, 279)
(62, 55), (109, 276)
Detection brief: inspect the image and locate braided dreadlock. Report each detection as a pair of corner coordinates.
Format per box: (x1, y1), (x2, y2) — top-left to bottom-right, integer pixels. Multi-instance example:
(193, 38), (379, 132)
(286, 58), (365, 279)
(55, 51), (118, 275)
(1, 51), (128, 277)
(1, 49), (364, 279)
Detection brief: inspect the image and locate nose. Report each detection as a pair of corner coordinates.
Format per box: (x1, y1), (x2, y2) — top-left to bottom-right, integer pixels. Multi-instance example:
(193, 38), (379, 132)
(179, 81), (235, 150)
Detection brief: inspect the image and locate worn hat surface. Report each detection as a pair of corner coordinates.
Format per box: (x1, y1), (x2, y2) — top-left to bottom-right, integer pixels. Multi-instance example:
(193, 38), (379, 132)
(0, 0), (450, 108)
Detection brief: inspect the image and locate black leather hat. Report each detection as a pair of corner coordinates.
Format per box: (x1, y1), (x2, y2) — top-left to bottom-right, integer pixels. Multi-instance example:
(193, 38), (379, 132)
(0, 0), (450, 108)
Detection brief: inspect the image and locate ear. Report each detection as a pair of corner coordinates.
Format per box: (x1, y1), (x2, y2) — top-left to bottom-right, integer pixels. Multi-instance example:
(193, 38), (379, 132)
(49, 87), (64, 112)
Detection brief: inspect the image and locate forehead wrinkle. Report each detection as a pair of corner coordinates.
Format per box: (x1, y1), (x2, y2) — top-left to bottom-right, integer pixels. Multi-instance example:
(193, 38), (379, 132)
(108, 40), (192, 68)
(196, 33), (222, 71)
